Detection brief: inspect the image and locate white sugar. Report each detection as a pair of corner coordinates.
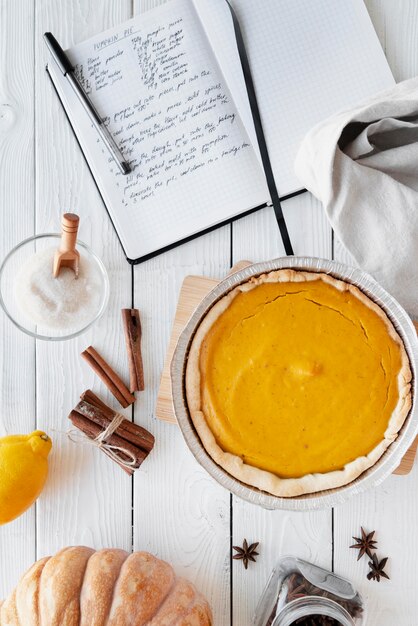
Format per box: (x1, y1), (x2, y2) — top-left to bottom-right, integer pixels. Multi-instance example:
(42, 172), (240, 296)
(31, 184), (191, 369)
(15, 247), (103, 331)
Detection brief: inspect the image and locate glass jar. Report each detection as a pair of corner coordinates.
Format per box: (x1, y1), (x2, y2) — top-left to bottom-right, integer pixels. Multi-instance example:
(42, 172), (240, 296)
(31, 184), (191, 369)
(0, 234), (109, 340)
(254, 557), (364, 626)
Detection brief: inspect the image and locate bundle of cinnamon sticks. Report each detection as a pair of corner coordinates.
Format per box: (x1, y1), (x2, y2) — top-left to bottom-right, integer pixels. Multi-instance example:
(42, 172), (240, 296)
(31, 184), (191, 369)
(69, 390), (154, 475)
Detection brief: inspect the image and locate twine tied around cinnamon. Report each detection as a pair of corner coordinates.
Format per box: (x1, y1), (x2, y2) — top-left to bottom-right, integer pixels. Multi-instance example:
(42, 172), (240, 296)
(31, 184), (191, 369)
(67, 411), (138, 470)
(67, 390), (155, 475)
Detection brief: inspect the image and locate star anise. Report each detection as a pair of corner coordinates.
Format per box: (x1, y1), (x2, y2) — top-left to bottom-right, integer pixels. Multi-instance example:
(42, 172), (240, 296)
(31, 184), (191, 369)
(367, 554), (390, 582)
(232, 539), (259, 569)
(350, 527), (377, 560)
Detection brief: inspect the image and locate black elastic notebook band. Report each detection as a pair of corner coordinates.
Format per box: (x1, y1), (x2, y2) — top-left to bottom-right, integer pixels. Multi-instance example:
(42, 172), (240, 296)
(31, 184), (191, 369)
(226, 2), (294, 256)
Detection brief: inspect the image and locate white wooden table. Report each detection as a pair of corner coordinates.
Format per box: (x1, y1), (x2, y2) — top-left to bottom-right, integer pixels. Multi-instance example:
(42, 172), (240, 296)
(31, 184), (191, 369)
(1, 1), (417, 624)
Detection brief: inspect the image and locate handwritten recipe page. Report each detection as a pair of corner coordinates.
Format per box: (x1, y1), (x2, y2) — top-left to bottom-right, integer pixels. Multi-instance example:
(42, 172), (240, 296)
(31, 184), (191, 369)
(48, 0), (267, 259)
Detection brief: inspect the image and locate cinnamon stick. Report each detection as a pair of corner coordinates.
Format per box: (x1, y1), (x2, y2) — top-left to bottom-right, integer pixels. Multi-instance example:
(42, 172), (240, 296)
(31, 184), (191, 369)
(81, 390), (154, 451)
(69, 411), (147, 465)
(80, 389), (110, 413)
(68, 390), (155, 474)
(81, 346), (135, 408)
(122, 309), (145, 392)
(68, 411), (134, 475)
(78, 391), (154, 452)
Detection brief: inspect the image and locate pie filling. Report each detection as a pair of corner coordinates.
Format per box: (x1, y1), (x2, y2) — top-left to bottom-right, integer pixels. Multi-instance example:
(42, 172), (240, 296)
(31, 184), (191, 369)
(199, 278), (403, 478)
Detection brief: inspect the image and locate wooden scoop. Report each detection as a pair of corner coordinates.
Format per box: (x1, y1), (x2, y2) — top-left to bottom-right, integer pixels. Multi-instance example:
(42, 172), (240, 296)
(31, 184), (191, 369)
(53, 213), (80, 278)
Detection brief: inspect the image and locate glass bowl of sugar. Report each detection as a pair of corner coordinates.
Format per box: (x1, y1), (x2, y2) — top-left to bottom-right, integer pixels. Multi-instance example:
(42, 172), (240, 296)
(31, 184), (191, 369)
(0, 234), (109, 340)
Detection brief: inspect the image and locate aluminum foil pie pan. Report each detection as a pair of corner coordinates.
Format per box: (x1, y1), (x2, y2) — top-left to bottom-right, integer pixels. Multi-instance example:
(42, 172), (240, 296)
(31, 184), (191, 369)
(171, 257), (418, 511)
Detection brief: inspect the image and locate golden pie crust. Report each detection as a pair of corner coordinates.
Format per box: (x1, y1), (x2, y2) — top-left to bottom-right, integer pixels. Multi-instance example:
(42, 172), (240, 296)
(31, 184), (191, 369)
(185, 269), (412, 497)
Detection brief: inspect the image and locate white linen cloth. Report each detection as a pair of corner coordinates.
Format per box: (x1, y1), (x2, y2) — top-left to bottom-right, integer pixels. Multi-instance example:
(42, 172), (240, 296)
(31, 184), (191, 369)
(295, 77), (418, 317)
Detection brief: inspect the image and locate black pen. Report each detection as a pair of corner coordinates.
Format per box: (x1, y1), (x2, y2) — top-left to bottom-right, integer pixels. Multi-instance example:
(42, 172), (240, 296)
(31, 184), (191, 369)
(44, 32), (131, 175)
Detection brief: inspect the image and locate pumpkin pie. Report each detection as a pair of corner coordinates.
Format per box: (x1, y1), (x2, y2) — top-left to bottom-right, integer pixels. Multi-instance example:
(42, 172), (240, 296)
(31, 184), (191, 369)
(185, 270), (412, 497)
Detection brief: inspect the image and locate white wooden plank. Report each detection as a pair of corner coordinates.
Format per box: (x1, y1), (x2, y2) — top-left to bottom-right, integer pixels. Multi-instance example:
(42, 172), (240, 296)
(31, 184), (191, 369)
(365, 0), (418, 81)
(130, 5), (232, 624)
(132, 236), (232, 624)
(0, 0), (36, 600)
(232, 193), (332, 262)
(232, 503), (333, 625)
(334, 4), (418, 624)
(334, 469), (418, 624)
(130, 4), (232, 622)
(232, 193), (333, 624)
(136, 0), (168, 12)
(33, 0), (134, 559)
(332, 235), (357, 270)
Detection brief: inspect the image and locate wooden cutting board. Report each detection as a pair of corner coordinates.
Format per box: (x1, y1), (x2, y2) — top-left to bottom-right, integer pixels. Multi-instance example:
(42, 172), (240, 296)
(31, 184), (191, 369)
(156, 262), (418, 476)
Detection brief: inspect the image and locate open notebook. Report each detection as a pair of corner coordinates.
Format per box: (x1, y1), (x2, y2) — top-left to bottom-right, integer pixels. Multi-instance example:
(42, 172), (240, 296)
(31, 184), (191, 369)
(46, 0), (394, 262)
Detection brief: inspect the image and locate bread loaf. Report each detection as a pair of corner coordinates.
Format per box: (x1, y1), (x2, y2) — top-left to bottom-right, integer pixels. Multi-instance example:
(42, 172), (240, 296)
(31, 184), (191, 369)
(0, 546), (212, 625)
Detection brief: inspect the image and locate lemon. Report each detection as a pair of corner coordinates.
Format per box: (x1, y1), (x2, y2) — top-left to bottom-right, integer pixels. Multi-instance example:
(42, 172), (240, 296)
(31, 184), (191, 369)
(0, 430), (52, 524)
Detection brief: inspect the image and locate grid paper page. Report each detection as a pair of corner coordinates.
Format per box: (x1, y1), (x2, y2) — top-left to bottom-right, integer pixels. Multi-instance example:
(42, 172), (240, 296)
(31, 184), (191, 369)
(193, 0), (261, 165)
(215, 0), (395, 197)
(48, 0), (268, 260)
